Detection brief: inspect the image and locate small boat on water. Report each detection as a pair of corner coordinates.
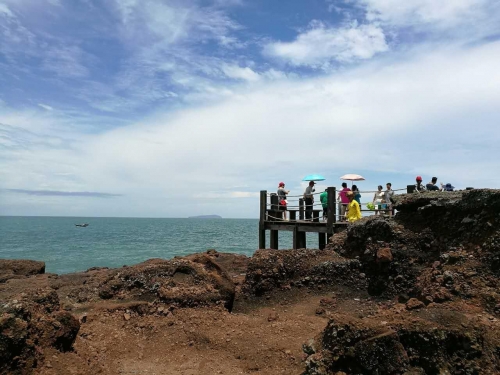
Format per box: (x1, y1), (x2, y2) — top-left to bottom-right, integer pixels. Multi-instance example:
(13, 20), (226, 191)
(75, 223), (89, 227)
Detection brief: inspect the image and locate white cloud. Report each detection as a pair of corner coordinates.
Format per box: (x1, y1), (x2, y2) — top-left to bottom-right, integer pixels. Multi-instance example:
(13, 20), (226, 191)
(38, 103), (54, 111)
(2, 41), (500, 217)
(222, 65), (261, 82)
(114, 0), (240, 46)
(0, 3), (13, 17)
(361, 0), (490, 26)
(264, 21), (388, 67)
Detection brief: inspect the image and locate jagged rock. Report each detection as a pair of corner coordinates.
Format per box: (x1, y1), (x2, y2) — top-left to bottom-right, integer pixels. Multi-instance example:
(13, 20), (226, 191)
(304, 317), (409, 375)
(304, 312), (500, 375)
(94, 255), (235, 310)
(242, 249), (365, 295)
(0, 260), (45, 283)
(377, 247), (394, 263)
(406, 298), (425, 310)
(0, 288), (80, 374)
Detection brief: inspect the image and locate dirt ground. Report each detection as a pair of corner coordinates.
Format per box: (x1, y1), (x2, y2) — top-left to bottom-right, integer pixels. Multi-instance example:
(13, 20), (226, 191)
(36, 290), (343, 375)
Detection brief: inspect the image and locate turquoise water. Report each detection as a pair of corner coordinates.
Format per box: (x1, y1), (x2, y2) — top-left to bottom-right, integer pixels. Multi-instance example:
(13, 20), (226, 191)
(0, 217), (319, 274)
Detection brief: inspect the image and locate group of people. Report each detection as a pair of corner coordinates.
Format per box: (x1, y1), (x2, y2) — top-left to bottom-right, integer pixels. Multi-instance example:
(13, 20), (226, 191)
(414, 176), (454, 192)
(372, 183), (395, 216)
(275, 175), (455, 224)
(276, 181), (364, 223)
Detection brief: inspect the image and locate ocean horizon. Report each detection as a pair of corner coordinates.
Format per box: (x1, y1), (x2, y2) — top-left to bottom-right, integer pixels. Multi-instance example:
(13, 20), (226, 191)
(0, 216), (319, 274)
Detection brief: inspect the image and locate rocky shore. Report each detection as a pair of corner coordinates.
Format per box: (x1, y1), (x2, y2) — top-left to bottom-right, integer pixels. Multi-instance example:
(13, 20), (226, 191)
(1, 189), (500, 374)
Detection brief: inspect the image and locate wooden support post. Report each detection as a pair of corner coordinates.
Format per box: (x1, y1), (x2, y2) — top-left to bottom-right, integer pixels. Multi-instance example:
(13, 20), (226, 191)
(259, 190), (267, 249)
(289, 210), (297, 221)
(293, 225), (298, 250)
(298, 231), (306, 249)
(313, 210), (320, 222)
(327, 186), (336, 225)
(319, 233), (326, 250)
(270, 230), (278, 249)
(299, 198), (304, 220)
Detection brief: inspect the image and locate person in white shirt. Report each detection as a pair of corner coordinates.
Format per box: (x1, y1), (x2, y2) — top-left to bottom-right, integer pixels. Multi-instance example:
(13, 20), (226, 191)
(303, 181), (315, 220)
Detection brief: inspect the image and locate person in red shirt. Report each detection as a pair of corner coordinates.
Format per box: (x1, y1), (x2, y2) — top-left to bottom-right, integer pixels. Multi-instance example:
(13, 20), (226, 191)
(338, 182), (351, 221)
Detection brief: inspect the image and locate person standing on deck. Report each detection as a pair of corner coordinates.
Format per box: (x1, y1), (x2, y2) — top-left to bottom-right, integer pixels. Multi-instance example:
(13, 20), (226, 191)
(385, 183), (394, 217)
(338, 183), (351, 221)
(346, 191), (362, 223)
(373, 185), (385, 215)
(303, 181), (315, 220)
(320, 188), (328, 221)
(277, 182), (290, 220)
(352, 185), (361, 206)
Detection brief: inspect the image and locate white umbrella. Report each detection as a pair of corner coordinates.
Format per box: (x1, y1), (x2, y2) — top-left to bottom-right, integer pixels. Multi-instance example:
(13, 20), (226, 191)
(340, 174), (365, 186)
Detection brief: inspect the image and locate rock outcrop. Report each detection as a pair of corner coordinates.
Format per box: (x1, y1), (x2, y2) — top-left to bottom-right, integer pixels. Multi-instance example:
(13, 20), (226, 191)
(0, 260), (45, 283)
(242, 249), (365, 296)
(304, 311), (500, 375)
(0, 253), (237, 374)
(303, 189), (500, 375)
(0, 287), (80, 374)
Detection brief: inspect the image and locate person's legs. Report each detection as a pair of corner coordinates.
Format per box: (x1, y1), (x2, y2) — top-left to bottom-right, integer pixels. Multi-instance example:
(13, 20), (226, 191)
(340, 204), (346, 221)
(305, 198), (313, 219)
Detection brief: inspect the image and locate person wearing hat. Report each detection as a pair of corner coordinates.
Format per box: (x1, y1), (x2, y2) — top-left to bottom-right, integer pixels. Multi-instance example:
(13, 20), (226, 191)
(277, 182), (290, 220)
(345, 191), (362, 223)
(443, 183), (455, 192)
(415, 176), (426, 192)
(303, 181), (315, 220)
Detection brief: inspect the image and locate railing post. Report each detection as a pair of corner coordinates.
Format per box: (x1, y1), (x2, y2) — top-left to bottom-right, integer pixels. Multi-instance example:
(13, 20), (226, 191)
(259, 190), (267, 249)
(299, 198), (304, 220)
(327, 186), (336, 238)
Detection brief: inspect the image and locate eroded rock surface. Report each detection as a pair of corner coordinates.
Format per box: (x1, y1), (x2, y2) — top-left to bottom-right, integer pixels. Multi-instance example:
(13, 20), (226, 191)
(0, 260), (45, 283)
(303, 189), (500, 375)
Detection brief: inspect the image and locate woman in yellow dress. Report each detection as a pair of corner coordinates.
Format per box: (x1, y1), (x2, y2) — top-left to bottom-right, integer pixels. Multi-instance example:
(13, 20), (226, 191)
(345, 191), (362, 223)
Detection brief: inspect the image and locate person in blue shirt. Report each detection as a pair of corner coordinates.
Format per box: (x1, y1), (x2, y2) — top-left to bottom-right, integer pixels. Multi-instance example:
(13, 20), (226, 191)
(352, 185), (362, 206)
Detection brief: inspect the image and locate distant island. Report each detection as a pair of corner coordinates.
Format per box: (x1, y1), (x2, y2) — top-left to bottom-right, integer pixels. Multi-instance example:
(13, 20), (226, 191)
(188, 215), (222, 219)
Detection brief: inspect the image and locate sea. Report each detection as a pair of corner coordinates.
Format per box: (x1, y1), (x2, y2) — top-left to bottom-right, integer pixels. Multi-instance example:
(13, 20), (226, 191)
(0, 216), (319, 274)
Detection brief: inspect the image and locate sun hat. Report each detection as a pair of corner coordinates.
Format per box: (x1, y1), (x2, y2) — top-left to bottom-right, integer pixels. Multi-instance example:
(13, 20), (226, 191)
(444, 183), (455, 191)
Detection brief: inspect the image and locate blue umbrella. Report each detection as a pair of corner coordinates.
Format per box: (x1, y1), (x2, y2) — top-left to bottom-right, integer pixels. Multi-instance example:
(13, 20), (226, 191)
(302, 174), (326, 182)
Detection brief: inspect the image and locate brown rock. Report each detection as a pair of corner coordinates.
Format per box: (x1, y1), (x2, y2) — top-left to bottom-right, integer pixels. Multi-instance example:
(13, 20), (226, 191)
(267, 312), (279, 322)
(376, 248), (393, 263)
(0, 260), (45, 283)
(123, 313), (131, 321)
(406, 298), (425, 310)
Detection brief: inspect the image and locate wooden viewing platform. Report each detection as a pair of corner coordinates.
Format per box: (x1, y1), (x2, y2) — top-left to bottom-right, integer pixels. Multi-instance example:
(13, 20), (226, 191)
(258, 186), (345, 250)
(258, 183), (465, 250)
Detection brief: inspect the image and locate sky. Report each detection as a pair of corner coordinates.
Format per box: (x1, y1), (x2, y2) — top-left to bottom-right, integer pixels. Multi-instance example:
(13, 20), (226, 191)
(1, 0), (500, 218)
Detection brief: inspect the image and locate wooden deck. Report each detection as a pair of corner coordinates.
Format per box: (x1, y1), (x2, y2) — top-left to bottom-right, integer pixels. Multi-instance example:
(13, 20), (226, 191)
(258, 187), (345, 250)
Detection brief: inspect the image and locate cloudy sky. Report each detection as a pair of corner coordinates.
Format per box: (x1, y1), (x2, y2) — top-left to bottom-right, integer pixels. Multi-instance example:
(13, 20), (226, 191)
(1, 0), (500, 218)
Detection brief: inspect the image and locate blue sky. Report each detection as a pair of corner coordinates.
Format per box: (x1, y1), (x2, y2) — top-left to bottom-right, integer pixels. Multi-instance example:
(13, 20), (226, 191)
(1, 0), (500, 218)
